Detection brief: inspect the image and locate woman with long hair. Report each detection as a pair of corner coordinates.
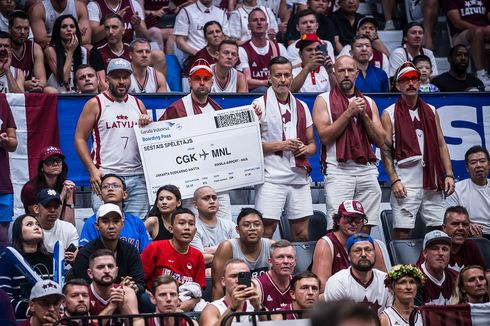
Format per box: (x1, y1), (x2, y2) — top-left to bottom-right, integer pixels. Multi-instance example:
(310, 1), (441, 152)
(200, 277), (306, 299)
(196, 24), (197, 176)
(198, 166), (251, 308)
(379, 264), (424, 326)
(45, 14), (88, 93)
(20, 146), (75, 225)
(0, 214), (53, 319)
(451, 265), (489, 304)
(145, 184), (182, 240)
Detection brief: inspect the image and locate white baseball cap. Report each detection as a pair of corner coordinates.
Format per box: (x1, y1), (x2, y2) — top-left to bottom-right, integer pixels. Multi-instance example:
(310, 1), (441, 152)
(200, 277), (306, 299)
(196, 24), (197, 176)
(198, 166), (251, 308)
(96, 203), (123, 220)
(107, 58), (132, 75)
(423, 230), (451, 250)
(30, 280), (65, 301)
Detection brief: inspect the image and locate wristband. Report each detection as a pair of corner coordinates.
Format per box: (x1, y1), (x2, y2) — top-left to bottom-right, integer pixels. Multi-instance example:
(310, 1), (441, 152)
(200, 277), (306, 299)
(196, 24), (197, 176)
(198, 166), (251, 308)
(445, 175), (454, 179)
(391, 179), (401, 188)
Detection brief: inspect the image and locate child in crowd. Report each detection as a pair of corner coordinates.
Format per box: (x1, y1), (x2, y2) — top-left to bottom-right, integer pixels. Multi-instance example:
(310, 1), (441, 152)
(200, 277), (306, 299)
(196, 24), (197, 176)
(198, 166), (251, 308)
(413, 55), (439, 92)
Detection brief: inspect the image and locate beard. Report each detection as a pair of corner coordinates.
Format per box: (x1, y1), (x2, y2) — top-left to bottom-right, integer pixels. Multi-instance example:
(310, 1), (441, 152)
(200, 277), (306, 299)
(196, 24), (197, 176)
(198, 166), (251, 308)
(108, 82), (129, 99)
(352, 259), (374, 272)
(339, 79), (354, 92)
(67, 305), (89, 316)
(93, 275), (114, 287)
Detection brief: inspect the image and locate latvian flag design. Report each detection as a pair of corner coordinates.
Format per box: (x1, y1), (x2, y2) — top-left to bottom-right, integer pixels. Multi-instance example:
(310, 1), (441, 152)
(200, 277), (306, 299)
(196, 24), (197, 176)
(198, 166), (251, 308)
(420, 303), (490, 325)
(6, 94), (59, 216)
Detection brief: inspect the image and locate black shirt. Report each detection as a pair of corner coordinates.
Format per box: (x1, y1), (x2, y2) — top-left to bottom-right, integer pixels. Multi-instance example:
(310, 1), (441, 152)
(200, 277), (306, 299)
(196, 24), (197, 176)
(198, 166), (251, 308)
(70, 238), (145, 295)
(329, 10), (364, 47)
(431, 72), (485, 92)
(286, 13), (337, 45)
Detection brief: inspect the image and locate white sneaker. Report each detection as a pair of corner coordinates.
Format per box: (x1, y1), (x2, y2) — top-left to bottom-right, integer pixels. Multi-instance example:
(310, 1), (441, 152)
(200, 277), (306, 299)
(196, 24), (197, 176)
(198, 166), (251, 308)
(384, 20), (395, 31)
(477, 74), (490, 86)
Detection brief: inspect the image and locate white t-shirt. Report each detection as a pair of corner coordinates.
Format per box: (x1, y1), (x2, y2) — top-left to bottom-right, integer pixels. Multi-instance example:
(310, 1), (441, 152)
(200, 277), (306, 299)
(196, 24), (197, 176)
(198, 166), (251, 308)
(445, 178), (490, 234)
(87, 0), (144, 23)
(287, 39), (335, 67)
(237, 41), (288, 71)
(292, 66), (331, 93)
(338, 44), (390, 76)
(389, 46), (438, 77)
(253, 95), (313, 185)
(324, 267), (392, 314)
(228, 6), (278, 42)
(190, 217), (238, 252)
(173, 1), (230, 53)
(258, 0), (281, 16)
(43, 219), (79, 253)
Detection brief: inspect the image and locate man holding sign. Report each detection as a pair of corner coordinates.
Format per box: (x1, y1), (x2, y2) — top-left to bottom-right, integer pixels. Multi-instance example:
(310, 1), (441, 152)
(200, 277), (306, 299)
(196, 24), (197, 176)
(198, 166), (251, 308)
(158, 59), (232, 220)
(252, 56), (316, 241)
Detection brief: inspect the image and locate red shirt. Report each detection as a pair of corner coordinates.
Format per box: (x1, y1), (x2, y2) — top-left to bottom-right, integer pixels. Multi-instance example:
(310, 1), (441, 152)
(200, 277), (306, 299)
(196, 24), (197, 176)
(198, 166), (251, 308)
(0, 96), (16, 194)
(141, 240), (206, 290)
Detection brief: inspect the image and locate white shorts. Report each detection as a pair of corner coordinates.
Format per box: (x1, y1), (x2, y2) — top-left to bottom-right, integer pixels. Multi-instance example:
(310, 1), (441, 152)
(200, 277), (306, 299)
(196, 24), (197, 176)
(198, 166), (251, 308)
(182, 192), (232, 220)
(324, 173), (381, 228)
(391, 187), (444, 228)
(254, 182), (313, 221)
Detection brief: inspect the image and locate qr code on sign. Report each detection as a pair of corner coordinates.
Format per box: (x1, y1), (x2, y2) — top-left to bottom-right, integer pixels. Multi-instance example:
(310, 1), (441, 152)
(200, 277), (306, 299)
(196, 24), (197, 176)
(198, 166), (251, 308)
(215, 110), (254, 128)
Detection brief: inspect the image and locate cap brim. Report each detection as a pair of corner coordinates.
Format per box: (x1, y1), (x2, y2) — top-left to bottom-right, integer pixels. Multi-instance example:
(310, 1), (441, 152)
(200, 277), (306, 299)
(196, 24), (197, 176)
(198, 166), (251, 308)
(425, 237), (451, 249)
(190, 68), (213, 77)
(40, 198), (62, 206)
(108, 69), (132, 75)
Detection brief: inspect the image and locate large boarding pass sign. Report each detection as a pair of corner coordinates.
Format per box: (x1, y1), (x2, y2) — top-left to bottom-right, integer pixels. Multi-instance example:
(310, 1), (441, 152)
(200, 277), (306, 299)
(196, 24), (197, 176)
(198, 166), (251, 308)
(136, 106), (264, 202)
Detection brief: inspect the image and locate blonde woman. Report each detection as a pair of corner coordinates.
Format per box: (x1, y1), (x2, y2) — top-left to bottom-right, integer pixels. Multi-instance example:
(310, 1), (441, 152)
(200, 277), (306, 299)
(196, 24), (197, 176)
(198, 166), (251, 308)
(451, 265), (489, 304)
(380, 264), (425, 326)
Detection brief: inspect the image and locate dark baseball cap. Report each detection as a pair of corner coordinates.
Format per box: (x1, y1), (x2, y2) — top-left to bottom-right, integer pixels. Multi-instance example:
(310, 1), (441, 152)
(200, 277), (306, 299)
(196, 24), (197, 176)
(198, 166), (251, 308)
(357, 16), (378, 31)
(36, 188), (62, 206)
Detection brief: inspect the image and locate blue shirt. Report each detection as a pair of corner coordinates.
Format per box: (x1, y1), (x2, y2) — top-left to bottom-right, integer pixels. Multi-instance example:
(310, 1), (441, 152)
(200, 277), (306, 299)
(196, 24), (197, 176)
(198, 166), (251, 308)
(79, 212), (152, 253)
(355, 65), (389, 93)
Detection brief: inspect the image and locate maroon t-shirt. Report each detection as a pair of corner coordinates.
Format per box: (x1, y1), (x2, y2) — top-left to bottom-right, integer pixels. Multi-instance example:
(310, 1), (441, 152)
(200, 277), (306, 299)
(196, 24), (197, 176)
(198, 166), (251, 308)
(182, 47), (217, 77)
(90, 43), (131, 72)
(89, 284), (123, 325)
(416, 239), (487, 271)
(95, 0), (137, 45)
(0, 97), (16, 194)
(256, 271), (292, 311)
(444, 0), (490, 36)
(11, 40), (34, 80)
(241, 40), (280, 80)
(419, 266), (458, 305)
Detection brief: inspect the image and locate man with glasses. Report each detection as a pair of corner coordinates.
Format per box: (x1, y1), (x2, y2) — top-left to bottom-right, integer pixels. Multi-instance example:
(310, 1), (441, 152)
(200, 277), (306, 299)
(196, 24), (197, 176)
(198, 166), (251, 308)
(18, 280), (65, 326)
(159, 59), (233, 220)
(324, 233), (392, 313)
(79, 174), (151, 253)
(312, 55), (385, 234)
(380, 62), (454, 240)
(75, 58), (152, 219)
(71, 204), (145, 305)
(311, 200), (387, 295)
(350, 35), (389, 93)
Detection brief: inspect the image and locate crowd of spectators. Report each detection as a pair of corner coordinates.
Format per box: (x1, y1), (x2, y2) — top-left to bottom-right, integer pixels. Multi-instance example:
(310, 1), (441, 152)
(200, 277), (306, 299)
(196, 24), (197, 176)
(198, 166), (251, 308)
(0, 0), (486, 94)
(1, 0), (490, 325)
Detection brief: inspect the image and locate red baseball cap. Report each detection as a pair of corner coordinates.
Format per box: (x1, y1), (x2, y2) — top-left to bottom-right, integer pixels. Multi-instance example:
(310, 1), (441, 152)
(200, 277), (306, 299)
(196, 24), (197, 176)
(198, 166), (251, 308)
(296, 33), (321, 49)
(39, 146), (64, 162)
(189, 59), (213, 77)
(337, 200), (366, 217)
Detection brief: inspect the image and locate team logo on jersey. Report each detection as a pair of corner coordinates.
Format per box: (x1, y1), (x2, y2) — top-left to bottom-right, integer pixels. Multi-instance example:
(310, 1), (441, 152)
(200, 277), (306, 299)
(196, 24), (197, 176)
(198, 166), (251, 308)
(266, 295), (273, 302)
(91, 300), (96, 306)
(252, 62), (258, 67)
(168, 260), (174, 263)
(117, 115), (129, 120)
(187, 263), (193, 270)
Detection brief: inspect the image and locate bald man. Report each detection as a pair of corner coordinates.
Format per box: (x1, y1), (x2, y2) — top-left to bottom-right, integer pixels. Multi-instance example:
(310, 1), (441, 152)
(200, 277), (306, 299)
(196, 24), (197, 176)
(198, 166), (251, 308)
(312, 56), (385, 234)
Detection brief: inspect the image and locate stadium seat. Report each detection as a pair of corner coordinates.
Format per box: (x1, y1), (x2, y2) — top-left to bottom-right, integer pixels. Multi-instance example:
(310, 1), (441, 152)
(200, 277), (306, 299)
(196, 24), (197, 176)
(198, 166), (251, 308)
(469, 237), (490, 268)
(202, 277), (213, 302)
(380, 210), (395, 245)
(292, 241), (316, 274)
(375, 239), (392, 270)
(280, 210), (328, 242)
(308, 210), (328, 241)
(411, 214), (428, 239)
(389, 239), (423, 265)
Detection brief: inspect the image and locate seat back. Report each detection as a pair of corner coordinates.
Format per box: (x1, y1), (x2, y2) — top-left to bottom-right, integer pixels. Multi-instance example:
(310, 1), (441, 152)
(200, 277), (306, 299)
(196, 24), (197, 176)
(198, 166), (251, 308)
(292, 241), (317, 274)
(380, 210), (394, 245)
(202, 277), (213, 302)
(308, 210), (328, 241)
(469, 237), (490, 269)
(389, 239), (423, 265)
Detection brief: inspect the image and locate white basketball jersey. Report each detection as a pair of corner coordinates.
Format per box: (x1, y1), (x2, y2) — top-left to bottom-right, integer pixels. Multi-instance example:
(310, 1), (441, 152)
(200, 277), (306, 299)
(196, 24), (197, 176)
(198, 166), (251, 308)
(0, 67), (17, 93)
(211, 65), (238, 93)
(129, 66), (158, 93)
(91, 92), (144, 175)
(382, 307), (422, 326)
(42, 0), (78, 36)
